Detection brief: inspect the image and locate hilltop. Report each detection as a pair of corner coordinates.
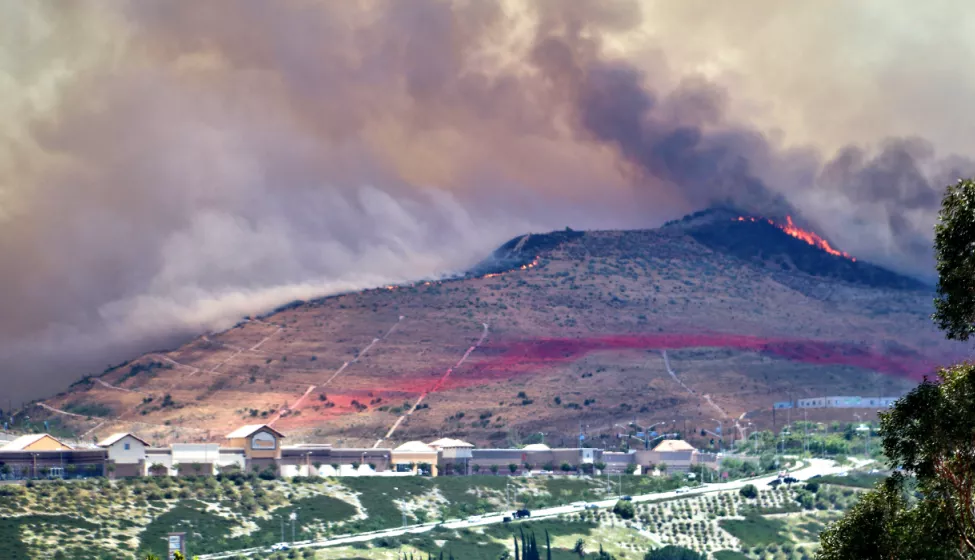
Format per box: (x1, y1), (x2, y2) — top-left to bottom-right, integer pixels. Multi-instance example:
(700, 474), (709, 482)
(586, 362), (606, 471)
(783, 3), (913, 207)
(27, 208), (959, 448)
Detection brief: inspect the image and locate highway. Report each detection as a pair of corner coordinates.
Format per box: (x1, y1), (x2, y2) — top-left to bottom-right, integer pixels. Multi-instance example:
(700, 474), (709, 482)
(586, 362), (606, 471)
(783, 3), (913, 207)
(199, 458), (842, 559)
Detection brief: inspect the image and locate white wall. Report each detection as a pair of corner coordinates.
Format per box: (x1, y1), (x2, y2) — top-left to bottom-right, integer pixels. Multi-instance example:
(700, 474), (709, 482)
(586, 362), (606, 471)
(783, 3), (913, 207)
(106, 436), (147, 464)
(281, 463), (384, 478)
(146, 452), (175, 475)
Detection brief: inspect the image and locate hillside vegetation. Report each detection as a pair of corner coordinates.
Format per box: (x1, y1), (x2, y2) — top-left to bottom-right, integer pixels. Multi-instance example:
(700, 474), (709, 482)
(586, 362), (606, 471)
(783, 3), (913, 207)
(26, 209), (959, 447)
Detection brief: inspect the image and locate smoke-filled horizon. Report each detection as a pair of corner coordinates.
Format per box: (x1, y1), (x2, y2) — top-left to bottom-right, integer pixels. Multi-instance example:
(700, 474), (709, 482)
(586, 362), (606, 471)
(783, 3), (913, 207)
(2, 0), (973, 403)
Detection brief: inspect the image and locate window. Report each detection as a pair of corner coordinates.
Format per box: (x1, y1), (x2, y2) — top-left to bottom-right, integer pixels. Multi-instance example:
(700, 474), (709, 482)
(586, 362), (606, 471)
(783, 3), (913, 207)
(124, 443), (130, 451)
(251, 431), (277, 450)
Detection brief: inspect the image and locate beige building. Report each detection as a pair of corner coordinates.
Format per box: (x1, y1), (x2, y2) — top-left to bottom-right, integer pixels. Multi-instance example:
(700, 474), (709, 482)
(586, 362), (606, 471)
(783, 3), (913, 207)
(632, 439), (702, 472)
(391, 441), (439, 475)
(225, 424), (284, 470)
(429, 438), (474, 475)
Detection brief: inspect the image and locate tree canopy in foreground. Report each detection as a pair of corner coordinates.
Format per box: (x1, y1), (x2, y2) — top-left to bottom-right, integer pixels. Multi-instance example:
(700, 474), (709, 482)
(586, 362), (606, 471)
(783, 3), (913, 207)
(820, 178), (975, 559)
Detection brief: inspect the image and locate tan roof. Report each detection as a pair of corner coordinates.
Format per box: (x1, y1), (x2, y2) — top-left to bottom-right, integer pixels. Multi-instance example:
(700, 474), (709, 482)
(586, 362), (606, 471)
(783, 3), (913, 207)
(652, 439), (696, 452)
(1, 434), (71, 451)
(428, 438), (474, 449)
(393, 441), (436, 453)
(522, 443), (551, 451)
(225, 424), (285, 439)
(97, 433), (149, 447)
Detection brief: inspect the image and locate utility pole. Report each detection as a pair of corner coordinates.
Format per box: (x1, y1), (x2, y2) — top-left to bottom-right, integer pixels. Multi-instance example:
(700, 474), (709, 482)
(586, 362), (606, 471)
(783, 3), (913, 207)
(291, 512), (296, 544)
(280, 517), (284, 543)
(505, 478), (510, 510)
(803, 409), (808, 456)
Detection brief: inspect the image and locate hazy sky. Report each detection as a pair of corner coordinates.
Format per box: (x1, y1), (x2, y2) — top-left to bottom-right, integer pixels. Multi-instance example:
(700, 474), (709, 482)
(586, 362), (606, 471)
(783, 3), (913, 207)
(2, 0), (973, 402)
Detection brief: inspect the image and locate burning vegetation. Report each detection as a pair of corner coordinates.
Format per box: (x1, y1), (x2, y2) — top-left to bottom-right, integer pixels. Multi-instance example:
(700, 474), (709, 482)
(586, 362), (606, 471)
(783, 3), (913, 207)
(735, 216), (855, 261)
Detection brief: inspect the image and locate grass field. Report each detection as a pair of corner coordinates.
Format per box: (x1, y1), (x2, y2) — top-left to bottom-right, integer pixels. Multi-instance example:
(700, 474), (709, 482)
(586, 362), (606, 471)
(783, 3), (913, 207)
(717, 515), (791, 547)
(814, 472), (887, 489)
(0, 470), (860, 559)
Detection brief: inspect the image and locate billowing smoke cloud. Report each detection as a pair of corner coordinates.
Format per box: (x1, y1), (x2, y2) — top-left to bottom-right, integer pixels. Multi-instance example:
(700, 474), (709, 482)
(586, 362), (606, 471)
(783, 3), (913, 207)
(1, 0), (973, 402)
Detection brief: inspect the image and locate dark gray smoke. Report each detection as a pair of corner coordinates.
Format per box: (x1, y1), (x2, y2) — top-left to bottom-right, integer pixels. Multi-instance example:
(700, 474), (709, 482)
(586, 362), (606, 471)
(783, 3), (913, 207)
(0, 0), (972, 402)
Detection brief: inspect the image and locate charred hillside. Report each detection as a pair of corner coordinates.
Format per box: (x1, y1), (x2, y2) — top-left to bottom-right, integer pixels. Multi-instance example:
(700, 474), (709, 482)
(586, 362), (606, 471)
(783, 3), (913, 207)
(673, 208), (926, 291)
(468, 207), (926, 292)
(465, 229), (585, 278)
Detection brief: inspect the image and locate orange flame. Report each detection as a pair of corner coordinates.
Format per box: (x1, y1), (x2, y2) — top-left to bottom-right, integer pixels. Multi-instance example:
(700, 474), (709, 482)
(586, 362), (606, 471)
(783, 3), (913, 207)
(735, 216), (855, 261)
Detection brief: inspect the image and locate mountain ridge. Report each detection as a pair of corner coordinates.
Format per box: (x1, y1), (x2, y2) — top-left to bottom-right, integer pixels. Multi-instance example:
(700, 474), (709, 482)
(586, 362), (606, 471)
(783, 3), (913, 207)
(24, 207), (955, 448)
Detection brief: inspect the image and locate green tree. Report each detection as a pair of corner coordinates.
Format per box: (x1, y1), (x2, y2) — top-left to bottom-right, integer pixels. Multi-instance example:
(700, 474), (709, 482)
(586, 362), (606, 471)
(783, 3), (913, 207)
(644, 545), (706, 560)
(573, 539), (585, 559)
(739, 484), (758, 499)
(934, 178), (975, 339)
(594, 544), (615, 560)
(818, 474), (952, 559)
(820, 179), (975, 559)
(613, 499), (635, 519)
(509, 463), (518, 474)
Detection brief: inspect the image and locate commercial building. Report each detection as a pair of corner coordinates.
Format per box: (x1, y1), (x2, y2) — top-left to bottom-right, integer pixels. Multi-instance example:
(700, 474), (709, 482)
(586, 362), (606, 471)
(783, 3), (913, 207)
(0, 424), (708, 480)
(391, 441), (439, 475)
(794, 395), (901, 409)
(0, 434), (104, 479)
(97, 433), (149, 477)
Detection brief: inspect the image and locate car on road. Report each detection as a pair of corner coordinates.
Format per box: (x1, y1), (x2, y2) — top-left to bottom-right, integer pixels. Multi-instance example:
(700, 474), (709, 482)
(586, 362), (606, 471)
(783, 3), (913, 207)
(768, 479), (782, 488)
(513, 509), (531, 519)
(585, 504), (599, 510)
(270, 543), (290, 551)
(674, 487), (691, 494)
(621, 495), (632, 501)
(782, 476), (799, 484)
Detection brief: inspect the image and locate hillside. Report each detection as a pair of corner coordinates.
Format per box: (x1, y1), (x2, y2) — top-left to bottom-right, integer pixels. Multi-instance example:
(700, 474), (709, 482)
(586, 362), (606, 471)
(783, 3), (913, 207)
(27, 209), (961, 448)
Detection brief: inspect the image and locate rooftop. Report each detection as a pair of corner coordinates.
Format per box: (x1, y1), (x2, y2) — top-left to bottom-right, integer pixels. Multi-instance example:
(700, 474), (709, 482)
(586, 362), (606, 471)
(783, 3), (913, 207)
(652, 439), (696, 452)
(97, 433), (149, 448)
(225, 424), (285, 439)
(1, 434), (71, 451)
(428, 438), (474, 449)
(393, 441), (436, 453)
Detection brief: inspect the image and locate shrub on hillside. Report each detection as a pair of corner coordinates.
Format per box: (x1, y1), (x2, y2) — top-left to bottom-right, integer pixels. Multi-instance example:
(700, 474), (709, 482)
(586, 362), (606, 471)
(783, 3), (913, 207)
(739, 484), (758, 499)
(613, 499), (635, 519)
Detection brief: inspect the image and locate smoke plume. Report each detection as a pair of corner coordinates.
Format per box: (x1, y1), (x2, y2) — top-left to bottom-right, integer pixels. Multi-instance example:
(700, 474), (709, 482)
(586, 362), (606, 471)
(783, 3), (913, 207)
(1, 0), (973, 402)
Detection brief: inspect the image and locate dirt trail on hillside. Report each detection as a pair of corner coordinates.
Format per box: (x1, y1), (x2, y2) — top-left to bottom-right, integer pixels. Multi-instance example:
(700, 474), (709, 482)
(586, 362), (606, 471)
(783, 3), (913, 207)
(374, 322), (489, 448)
(268, 316), (404, 426)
